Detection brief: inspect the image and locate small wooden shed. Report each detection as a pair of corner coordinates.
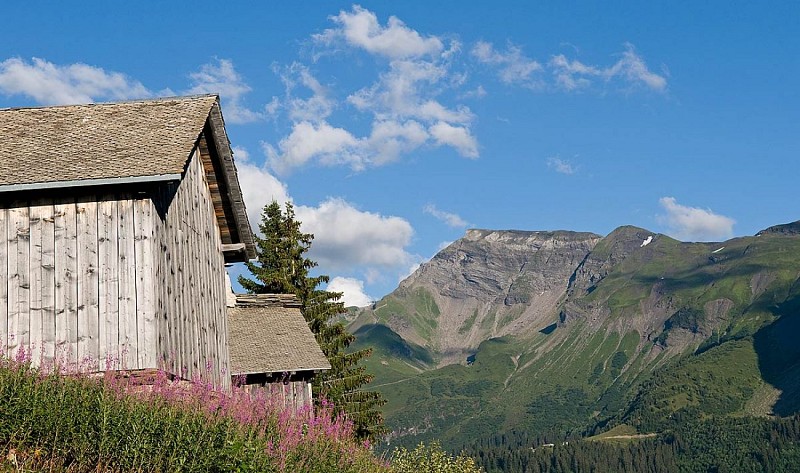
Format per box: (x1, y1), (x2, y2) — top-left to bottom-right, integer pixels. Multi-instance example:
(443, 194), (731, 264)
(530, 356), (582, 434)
(0, 95), (255, 387)
(227, 293), (331, 411)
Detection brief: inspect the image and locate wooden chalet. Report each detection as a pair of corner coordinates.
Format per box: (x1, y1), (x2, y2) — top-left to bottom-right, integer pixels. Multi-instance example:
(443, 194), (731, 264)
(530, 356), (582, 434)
(0, 95), (255, 387)
(227, 293), (331, 411)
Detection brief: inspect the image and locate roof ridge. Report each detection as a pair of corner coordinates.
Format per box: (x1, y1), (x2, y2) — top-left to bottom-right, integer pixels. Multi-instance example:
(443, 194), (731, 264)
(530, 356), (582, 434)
(0, 93), (218, 112)
(234, 293), (303, 309)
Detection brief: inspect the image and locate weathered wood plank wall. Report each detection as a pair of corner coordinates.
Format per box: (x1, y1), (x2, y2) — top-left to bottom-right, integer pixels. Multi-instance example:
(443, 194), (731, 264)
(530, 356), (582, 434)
(154, 149), (229, 387)
(239, 379), (315, 413)
(0, 194), (158, 370)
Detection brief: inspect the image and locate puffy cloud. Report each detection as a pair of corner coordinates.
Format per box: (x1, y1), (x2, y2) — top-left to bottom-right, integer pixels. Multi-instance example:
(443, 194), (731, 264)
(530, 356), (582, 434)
(314, 5), (443, 59)
(266, 118), (436, 172)
(546, 157), (577, 175)
(365, 119), (429, 165)
(236, 148), (416, 276)
(471, 41), (543, 88)
(231, 146), (291, 226)
(296, 198), (415, 270)
(423, 204), (469, 228)
(265, 121), (361, 173)
(264, 7), (479, 172)
(0, 57), (151, 105)
(348, 59), (473, 125)
(327, 277), (373, 307)
(186, 58), (263, 123)
(658, 197), (735, 241)
(429, 121), (478, 158)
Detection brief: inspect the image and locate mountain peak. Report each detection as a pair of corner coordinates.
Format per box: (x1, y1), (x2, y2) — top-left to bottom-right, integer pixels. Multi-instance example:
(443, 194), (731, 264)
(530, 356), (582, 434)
(756, 220), (800, 236)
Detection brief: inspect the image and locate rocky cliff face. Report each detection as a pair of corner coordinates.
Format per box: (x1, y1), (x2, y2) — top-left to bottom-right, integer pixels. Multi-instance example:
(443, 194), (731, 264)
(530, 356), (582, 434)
(355, 229), (601, 364)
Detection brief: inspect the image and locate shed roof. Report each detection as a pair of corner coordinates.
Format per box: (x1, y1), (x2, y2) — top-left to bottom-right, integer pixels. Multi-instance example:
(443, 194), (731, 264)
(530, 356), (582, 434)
(0, 94), (255, 260)
(227, 296), (331, 375)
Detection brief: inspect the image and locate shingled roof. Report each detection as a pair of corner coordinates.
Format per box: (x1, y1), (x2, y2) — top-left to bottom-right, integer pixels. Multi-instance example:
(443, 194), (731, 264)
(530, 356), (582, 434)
(228, 295), (331, 375)
(0, 94), (255, 260)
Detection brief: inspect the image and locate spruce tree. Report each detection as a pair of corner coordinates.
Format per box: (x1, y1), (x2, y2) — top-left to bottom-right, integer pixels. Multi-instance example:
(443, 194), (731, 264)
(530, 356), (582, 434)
(239, 200), (387, 441)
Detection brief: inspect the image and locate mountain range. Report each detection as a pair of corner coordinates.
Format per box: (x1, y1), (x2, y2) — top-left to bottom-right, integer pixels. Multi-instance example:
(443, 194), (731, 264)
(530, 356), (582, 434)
(346, 220), (800, 450)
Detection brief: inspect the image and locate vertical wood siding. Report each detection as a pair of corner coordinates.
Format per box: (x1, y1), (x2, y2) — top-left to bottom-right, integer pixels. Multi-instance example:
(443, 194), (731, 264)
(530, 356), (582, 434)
(154, 150), (229, 387)
(0, 194), (158, 370)
(239, 378), (315, 413)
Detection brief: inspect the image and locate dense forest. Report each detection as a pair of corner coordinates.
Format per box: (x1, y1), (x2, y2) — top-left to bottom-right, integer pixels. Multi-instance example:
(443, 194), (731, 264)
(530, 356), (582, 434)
(463, 415), (800, 472)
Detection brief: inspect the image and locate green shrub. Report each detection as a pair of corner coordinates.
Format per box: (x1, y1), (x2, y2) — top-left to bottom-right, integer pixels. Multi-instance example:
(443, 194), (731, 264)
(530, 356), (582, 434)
(391, 442), (483, 473)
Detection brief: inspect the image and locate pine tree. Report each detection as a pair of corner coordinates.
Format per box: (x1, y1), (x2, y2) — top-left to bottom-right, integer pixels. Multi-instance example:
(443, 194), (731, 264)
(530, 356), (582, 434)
(239, 200), (388, 441)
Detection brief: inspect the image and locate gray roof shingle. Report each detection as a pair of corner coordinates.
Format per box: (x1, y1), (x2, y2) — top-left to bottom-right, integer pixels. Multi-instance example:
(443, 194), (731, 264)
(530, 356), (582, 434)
(227, 300), (331, 375)
(0, 95), (217, 187)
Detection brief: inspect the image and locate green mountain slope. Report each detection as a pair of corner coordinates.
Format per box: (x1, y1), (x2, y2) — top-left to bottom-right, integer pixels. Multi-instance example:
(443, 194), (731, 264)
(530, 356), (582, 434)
(349, 221), (800, 450)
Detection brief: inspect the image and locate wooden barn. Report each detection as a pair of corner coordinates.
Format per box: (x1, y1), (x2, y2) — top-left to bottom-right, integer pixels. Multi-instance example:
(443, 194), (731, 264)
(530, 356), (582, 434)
(227, 293), (331, 411)
(0, 95), (255, 387)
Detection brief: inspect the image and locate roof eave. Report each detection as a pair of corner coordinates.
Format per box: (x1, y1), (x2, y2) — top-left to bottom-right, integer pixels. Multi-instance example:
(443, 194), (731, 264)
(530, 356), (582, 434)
(230, 366), (332, 376)
(0, 173), (182, 194)
(205, 99), (257, 261)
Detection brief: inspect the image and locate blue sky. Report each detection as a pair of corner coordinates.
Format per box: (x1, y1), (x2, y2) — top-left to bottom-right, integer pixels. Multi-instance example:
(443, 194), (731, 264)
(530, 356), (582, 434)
(1, 2), (798, 305)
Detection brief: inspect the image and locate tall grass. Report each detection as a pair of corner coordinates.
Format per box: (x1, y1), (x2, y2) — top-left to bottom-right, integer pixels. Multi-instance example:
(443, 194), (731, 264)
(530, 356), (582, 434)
(0, 351), (387, 472)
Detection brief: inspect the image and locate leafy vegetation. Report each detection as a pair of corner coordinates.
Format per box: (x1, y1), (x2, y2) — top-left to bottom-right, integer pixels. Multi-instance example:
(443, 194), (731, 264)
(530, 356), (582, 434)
(0, 356), (384, 472)
(392, 442), (482, 473)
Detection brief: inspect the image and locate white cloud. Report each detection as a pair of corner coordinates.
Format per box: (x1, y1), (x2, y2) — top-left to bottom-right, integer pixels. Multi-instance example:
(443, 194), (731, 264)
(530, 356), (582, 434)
(548, 55), (598, 91)
(266, 118), (435, 173)
(548, 43), (667, 92)
(0, 57), (151, 105)
(186, 58), (263, 123)
(265, 121), (361, 173)
(327, 277), (373, 307)
(429, 121), (478, 158)
(231, 146), (291, 226)
(264, 7), (479, 172)
(348, 59), (473, 125)
(296, 198), (414, 270)
(275, 62), (335, 123)
(470, 42), (667, 93)
(365, 119), (430, 165)
(471, 41), (543, 88)
(423, 204), (469, 228)
(606, 43), (667, 91)
(658, 197), (735, 241)
(546, 157), (577, 175)
(314, 5), (443, 59)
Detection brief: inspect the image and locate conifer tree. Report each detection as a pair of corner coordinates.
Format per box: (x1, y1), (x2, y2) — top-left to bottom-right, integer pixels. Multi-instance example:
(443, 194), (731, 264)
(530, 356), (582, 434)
(239, 200), (387, 441)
